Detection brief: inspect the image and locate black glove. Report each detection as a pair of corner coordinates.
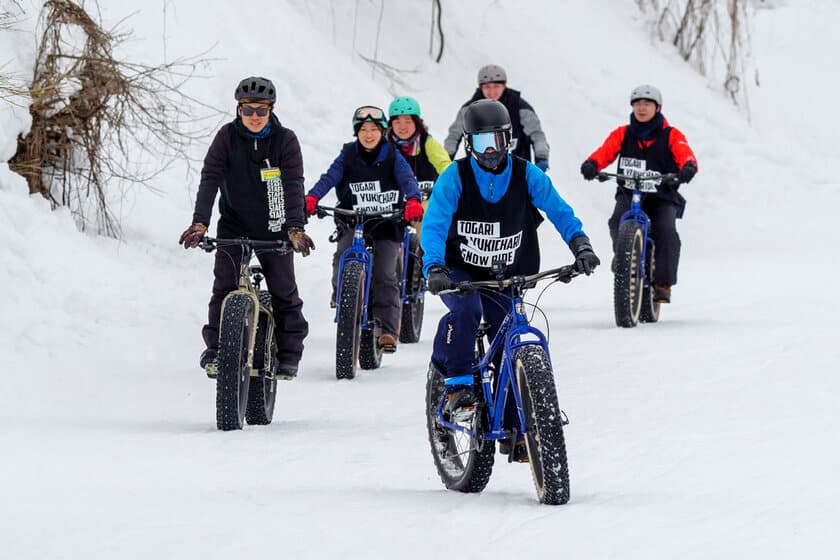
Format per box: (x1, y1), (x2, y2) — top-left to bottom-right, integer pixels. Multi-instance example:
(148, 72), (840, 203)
(569, 235), (600, 275)
(678, 161), (697, 184)
(580, 159), (598, 181)
(659, 174), (681, 191)
(427, 265), (455, 295)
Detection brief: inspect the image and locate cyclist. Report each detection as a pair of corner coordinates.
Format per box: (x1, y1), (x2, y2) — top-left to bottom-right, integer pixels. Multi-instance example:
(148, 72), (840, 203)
(579, 84), (698, 303)
(305, 105), (423, 352)
(421, 99), (599, 461)
(387, 96), (451, 199)
(179, 76), (314, 380)
(443, 64), (549, 170)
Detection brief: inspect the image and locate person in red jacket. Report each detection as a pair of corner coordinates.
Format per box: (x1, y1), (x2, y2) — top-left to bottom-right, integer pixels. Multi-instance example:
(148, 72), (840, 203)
(579, 84), (697, 303)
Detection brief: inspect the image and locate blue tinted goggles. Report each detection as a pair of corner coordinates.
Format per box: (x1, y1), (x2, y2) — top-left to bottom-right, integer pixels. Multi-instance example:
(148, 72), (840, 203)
(470, 131), (508, 153)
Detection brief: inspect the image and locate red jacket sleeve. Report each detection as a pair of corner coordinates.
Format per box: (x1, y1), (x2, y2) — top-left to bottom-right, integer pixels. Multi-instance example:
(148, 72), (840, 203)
(668, 127), (698, 171)
(586, 126), (627, 171)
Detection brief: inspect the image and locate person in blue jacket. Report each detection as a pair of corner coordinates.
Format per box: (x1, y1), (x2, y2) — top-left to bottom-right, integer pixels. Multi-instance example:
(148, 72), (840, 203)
(305, 105), (423, 352)
(421, 99), (599, 461)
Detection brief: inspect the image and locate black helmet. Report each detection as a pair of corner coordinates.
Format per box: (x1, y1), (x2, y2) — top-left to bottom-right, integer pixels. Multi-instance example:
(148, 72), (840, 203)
(463, 100), (512, 169)
(463, 99), (512, 134)
(235, 76), (276, 103)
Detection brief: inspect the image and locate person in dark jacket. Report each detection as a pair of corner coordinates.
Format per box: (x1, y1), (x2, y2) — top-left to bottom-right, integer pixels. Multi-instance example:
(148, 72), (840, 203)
(422, 99), (599, 461)
(305, 105), (423, 352)
(179, 76), (314, 379)
(579, 84), (698, 303)
(444, 64), (549, 169)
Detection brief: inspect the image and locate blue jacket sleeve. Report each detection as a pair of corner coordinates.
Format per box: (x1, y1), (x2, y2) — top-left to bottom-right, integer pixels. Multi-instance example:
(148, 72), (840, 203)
(525, 162), (586, 244)
(420, 164), (462, 276)
(394, 151), (421, 200)
(308, 151), (345, 199)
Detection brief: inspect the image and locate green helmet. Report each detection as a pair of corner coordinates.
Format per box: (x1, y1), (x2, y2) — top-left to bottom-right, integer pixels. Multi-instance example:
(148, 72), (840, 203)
(388, 96), (421, 118)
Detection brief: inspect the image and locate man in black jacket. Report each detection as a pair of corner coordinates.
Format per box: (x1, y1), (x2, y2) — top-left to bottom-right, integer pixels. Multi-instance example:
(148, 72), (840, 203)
(179, 76), (314, 379)
(444, 64), (550, 170)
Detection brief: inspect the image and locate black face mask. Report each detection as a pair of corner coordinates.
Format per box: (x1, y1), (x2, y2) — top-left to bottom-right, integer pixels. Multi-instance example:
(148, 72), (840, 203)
(474, 150), (506, 170)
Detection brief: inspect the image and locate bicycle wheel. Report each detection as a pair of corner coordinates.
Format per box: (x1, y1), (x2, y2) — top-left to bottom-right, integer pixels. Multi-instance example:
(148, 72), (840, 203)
(359, 327), (383, 370)
(216, 293), (254, 431)
(639, 241), (660, 323)
(399, 232), (424, 343)
(336, 261), (364, 379)
(246, 292), (277, 425)
(514, 345), (570, 505)
(614, 221), (644, 328)
(425, 364), (495, 493)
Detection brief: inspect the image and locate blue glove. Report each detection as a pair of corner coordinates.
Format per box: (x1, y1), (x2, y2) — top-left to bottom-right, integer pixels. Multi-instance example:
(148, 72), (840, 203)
(535, 160), (549, 172)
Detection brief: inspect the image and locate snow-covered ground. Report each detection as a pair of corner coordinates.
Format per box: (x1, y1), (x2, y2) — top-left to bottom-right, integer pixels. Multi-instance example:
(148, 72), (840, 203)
(1, 1), (837, 558)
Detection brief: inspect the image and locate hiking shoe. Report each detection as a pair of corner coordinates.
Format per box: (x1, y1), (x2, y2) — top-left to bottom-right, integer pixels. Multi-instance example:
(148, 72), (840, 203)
(378, 333), (398, 353)
(653, 284), (672, 303)
(200, 348), (218, 379)
(499, 437), (529, 463)
(276, 362), (298, 381)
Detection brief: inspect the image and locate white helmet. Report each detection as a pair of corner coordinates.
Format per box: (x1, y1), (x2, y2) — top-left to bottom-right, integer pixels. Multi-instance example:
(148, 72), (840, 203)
(630, 84), (662, 108)
(477, 64), (507, 86)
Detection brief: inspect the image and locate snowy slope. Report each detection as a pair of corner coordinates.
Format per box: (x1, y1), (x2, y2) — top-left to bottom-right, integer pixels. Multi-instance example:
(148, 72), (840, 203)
(1, 1), (838, 558)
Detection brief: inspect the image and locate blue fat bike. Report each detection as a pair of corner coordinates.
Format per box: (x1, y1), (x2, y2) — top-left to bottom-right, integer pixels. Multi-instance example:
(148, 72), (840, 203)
(597, 171), (681, 328)
(198, 237), (291, 430)
(425, 265), (580, 505)
(316, 205), (423, 379)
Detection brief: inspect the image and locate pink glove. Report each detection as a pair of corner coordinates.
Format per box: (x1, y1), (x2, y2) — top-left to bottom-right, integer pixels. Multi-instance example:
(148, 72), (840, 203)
(404, 198), (423, 223)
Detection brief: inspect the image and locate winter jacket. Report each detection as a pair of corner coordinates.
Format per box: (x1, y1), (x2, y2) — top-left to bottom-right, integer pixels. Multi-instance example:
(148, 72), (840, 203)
(390, 131), (451, 194)
(308, 140), (421, 241)
(192, 114), (305, 240)
(586, 114), (698, 206)
(444, 88), (549, 163)
(421, 155), (586, 276)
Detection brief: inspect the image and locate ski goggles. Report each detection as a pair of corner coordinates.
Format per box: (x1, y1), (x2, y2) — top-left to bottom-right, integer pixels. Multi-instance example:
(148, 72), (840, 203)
(353, 105), (387, 127)
(240, 105), (270, 117)
(469, 131), (509, 154)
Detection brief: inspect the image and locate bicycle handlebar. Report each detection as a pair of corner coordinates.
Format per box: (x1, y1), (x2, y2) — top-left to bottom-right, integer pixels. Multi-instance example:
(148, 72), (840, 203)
(596, 171), (680, 193)
(438, 264), (580, 295)
(198, 237), (293, 253)
(315, 205), (403, 221)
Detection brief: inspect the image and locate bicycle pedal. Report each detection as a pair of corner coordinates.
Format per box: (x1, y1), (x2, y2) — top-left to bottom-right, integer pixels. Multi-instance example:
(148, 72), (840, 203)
(204, 363), (219, 379)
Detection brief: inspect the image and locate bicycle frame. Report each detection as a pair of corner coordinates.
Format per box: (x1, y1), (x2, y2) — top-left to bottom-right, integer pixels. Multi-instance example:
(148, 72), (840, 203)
(334, 222), (376, 331)
(205, 238), (281, 377)
(435, 288), (552, 443)
(399, 225), (425, 306)
(619, 187), (653, 288)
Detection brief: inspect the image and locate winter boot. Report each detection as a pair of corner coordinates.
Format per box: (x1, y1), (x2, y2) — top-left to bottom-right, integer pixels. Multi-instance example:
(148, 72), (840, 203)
(200, 348), (218, 379)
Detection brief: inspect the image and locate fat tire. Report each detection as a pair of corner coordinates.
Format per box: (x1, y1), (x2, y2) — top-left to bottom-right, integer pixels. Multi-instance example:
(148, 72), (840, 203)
(336, 261), (364, 380)
(359, 327), (383, 370)
(514, 346), (570, 505)
(246, 291), (277, 425)
(216, 293), (253, 431)
(399, 232), (424, 343)
(639, 241), (661, 323)
(614, 221), (644, 328)
(425, 364), (495, 493)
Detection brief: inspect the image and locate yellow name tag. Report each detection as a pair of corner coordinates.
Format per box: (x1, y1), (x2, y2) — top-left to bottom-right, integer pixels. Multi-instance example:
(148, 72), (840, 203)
(261, 167), (280, 181)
